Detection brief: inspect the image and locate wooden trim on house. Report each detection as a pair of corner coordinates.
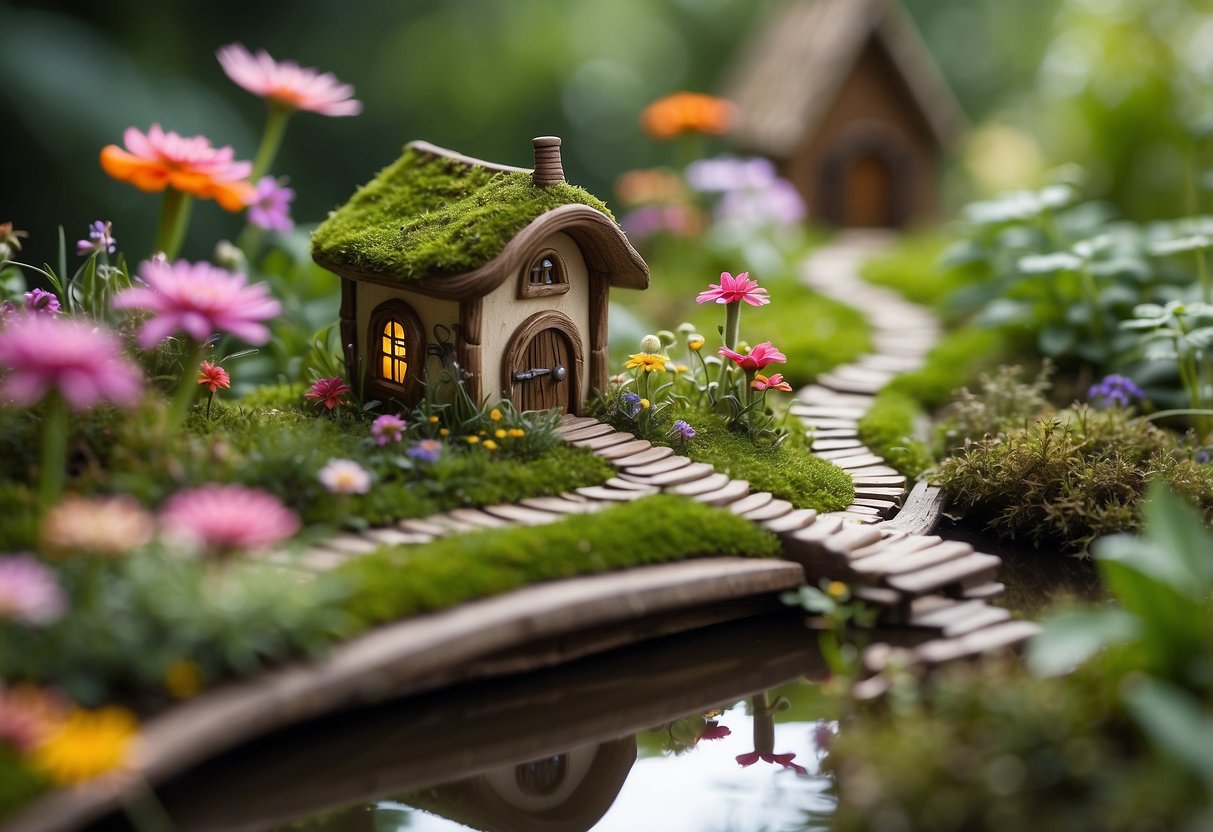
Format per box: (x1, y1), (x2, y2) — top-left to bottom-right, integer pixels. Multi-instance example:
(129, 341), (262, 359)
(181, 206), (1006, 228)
(339, 278), (357, 386)
(588, 270), (611, 395)
(517, 248), (572, 299)
(365, 298), (427, 407)
(458, 299), (483, 403)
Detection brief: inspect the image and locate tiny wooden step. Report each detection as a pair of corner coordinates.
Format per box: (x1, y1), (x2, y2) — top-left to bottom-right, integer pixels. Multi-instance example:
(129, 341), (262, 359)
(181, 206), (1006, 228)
(691, 479), (752, 506)
(762, 508), (818, 534)
(611, 446), (676, 468)
(595, 439), (653, 461)
(561, 423), (617, 442)
(962, 581), (1006, 601)
(642, 462), (717, 487)
(728, 491), (774, 515)
(886, 553), (1002, 597)
(482, 504), (566, 526)
(623, 454), (690, 477)
(852, 540), (974, 580)
(743, 498), (794, 522)
(913, 620), (1042, 665)
(670, 472), (732, 497)
(575, 431), (636, 451)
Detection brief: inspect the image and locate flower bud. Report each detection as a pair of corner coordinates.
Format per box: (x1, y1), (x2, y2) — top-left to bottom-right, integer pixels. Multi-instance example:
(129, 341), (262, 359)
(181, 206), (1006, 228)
(656, 329), (676, 346)
(677, 321), (696, 335)
(639, 334), (662, 354)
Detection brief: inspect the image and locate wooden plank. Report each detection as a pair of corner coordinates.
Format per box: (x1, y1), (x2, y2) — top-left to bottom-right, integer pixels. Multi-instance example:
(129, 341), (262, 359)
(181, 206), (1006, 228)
(610, 446), (676, 468)
(849, 475), (907, 488)
(727, 491), (774, 515)
(850, 534), (941, 562)
(623, 454), (690, 477)
(643, 462), (717, 487)
(839, 504), (882, 516)
(814, 375), (885, 395)
(913, 620), (1042, 665)
(853, 540), (973, 580)
(809, 438), (865, 452)
(594, 439), (653, 461)
(691, 478), (752, 506)
(481, 504), (566, 526)
(573, 485), (657, 503)
(742, 498), (794, 522)
(791, 405), (866, 420)
(762, 508), (818, 534)
(858, 353), (925, 373)
(446, 508), (511, 529)
(575, 431), (635, 450)
(670, 472), (733, 497)
(603, 476), (662, 492)
(555, 416), (601, 434)
(887, 553), (1002, 596)
(795, 385), (875, 408)
(962, 581), (1006, 601)
(828, 364), (896, 384)
(361, 527), (432, 546)
(831, 454), (887, 470)
(844, 465), (902, 478)
(852, 497), (899, 513)
(398, 518), (450, 537)
(807, 428), (859, 439)
(561, 423), (617, 442)
(879, 483), (945, 536)
(824, 511), (881, 525)
(815, 447), (876, 461)
(853, 486), (906, 503)
(517, 496), (604, 515)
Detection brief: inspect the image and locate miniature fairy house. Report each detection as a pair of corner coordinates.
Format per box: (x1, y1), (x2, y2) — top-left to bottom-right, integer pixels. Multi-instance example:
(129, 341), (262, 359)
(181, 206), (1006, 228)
(311, 137), (649, 414)
(723, 0), (966, 228)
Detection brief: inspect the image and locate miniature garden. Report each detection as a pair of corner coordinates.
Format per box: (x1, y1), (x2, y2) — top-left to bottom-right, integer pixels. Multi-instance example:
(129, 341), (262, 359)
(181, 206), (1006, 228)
(2, 0), (1212, 829)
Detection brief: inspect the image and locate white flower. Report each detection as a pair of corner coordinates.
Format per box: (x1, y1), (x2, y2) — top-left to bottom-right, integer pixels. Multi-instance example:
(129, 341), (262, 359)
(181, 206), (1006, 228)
(318, 459), (371, 495)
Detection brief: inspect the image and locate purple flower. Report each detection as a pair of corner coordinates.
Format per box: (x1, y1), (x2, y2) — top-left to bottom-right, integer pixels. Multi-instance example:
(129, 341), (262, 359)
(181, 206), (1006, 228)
(75, 220), (117, 257)
(1088, 374), (1145, 408)
(23, 289), (60, 316)
(371, 413), (407, 445)
(671, 419), (696, 440)
(716, 178), (806, 228)
(0, 315), (143, 410)
(113, 258), (281, 348)
(247, 177), (295, 233)
(0, 555), (66, 627)
(685, 156), (777, 192)
(622, 392), (642, 418)
(407, 438), (443, 463)
(619, 204), (700, 240)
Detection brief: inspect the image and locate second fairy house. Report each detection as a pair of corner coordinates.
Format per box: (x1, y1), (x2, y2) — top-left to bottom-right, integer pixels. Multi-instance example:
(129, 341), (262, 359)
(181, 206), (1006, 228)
(311, 137), (648, 415)
(723, 0), (966, 228)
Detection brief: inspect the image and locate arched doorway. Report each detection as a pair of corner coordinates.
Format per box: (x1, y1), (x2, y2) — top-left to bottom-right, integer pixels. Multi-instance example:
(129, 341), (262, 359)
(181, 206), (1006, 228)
(844, 153), (894, 227)
(817, 130), (910, 229)
(501, 311), (583, 414)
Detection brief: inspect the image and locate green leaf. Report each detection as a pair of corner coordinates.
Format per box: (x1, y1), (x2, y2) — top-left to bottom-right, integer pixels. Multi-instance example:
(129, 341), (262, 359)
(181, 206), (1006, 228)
(1027, 608), (1140, 676)
(1122, 676), (1213, 787)
(1038, 323), (1076, 356)
(978, 298), (1032, 328)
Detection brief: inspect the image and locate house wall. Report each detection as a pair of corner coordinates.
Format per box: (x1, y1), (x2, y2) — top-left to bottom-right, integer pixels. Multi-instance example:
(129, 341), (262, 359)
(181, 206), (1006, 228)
(787, 37), (940, 227)
(480, 231), (590, 404)
(356, 282), (461, 394)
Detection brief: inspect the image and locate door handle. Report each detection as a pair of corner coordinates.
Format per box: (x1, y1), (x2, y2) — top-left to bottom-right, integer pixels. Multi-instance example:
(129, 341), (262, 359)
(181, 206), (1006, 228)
(513, 364), (567, 382)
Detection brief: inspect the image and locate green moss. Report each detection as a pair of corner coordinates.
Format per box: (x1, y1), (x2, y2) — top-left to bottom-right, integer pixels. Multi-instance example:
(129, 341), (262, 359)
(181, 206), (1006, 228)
(683, 414), (854, 512)
(311, 145), (613, 280)
(0, 748), (48, 822)
(859, 231), (984, 321)
(858, 389), (935, 479)
(334, 494), (782, 626)
(886, 327), (1016, 409)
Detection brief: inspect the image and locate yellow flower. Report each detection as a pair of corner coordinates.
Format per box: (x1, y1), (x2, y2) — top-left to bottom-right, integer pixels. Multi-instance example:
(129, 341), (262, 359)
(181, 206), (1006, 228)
(428, 415), (440, 424)
(495, 428), (507, 439)
(439, 428), (450, 436)
(164, 660), (202, 700)
(33, 707), (140, 786)
(827, 581), (850, 601)
(640, 398), (651, 409)
(625, 352), (668, 373)
(688, 335), (705, 351)
(675, 363), (689, 373)
(490, 408), (503, 422)
(466, 435), (480, 444)
(508, 428), (526, 438)
(483, 439), (499, 451)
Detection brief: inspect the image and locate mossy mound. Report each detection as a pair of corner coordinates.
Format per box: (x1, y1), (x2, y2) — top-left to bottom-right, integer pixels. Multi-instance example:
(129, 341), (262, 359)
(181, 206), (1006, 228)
(311, 144), (613, 280)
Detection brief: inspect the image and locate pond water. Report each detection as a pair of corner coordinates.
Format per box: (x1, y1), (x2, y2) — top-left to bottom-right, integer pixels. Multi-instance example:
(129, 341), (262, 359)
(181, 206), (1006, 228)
(93, 614), (841, 832)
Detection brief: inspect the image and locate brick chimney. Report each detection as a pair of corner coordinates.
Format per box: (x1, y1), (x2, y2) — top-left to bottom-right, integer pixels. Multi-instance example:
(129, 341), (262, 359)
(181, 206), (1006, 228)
(531, 136), (565, 187)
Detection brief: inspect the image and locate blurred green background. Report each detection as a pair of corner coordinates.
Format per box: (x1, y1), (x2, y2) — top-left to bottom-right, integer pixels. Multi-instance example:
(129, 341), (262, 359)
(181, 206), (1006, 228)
(1, 0), (1210, 267)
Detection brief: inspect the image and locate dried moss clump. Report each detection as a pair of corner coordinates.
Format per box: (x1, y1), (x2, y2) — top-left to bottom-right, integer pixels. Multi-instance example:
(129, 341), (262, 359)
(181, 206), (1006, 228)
(311, 145), (613, 280)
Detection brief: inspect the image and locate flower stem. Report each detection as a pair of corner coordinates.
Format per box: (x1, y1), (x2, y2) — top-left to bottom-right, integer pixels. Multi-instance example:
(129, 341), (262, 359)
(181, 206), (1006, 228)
(154, 189), (193, 259)
(167, 342), (207, 433)
(716, 302), (742, 405)
(251, 105), (292, 180)
(38, 395), (69, 510)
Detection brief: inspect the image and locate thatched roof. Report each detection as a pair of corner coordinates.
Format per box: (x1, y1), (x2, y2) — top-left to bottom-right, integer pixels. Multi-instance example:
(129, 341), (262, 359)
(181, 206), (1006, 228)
(723, 0), (966, 157)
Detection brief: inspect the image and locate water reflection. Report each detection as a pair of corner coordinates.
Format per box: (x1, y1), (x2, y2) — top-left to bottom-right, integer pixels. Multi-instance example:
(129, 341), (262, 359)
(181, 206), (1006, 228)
(133, 613), (838, 832)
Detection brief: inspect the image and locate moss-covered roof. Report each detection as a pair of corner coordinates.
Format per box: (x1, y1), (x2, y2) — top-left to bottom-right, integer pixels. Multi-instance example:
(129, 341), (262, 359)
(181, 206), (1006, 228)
(311, 143), (616, 281)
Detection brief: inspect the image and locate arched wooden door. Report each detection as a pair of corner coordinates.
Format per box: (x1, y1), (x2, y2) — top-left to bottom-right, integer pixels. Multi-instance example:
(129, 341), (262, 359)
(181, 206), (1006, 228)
(502, 312), (583, 414)
(844, 153), (894, 227)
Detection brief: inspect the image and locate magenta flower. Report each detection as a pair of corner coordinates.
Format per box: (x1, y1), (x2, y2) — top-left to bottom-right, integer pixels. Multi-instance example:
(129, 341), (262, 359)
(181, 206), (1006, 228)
(318, 458), (371, 494)
(217, 44), (362, 116)
(719, 341), (786, 371)
(0, 555), (67, 627)
(407, 438), (443, 463)
(751, 372), (792, 392)
(305, 377), (351, 410)
(247, 176), (295, 233)
(0, 315), (142, 410)
(371, 413), (407, 445)
(76, 220), (117, 257)
(695, 271), (770, 306)
(697, 720), (731, 742)
(113, 258), (281, 348)
(161, 484), (300, 556)
(671, 419), (696, 440)
(23, 289), (60, 316)
(735, 749), (808, 775)
(197, 360), (231, 393)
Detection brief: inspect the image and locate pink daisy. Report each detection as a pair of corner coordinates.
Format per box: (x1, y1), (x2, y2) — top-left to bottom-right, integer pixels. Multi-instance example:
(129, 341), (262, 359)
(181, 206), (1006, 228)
(370, 413), (407, 445)
(0, 555), (67, 627)
(160, 484), (300, 556)
(695, 271), (770, 306)
(719, 341), (787, 371)
(216, 44), (362, 117)
(113, 259), (281, 348)
(305, 377), (352, 410)
(247, 176), (294, 233)
(0, 315), (143, 410)
(751, 372), (792, 392)
(197, 361), (231, 393)
(100, 125), (255, 212)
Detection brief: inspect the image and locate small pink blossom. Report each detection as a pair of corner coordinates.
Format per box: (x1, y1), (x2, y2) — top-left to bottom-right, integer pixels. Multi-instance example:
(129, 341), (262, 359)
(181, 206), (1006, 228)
(719, 341), (786, 371)
(161, 485), (300, 556)
(0, 315), (143, 410)
(197, 361), (231, 393)
(751, 372), (792, 392)
(371, 414), (407, 445)
(76, 221), (117, 257)
(697, 721), (731, 742)
(305, 377), (351, 410)
(0, 555), (67, 627)
(24, 289), (61, 316)
(695, 271), (770, 307)
(0, 685), (68, 752)
(217, 44), (362, 117)
(247, 177), (294, 233)
(318, 459), (371, 494)
(113, 258), (281, 348)
(735, 749), (807, 775)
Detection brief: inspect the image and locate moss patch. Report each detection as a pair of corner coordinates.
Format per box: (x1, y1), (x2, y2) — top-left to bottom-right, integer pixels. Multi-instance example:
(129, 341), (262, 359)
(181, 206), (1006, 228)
(858, 389), (935, 479)
(885, 327), (1016, 409)
(311, 145), (613, 280)
(682, 414), (854, 511)
(335, 494), (782, 627)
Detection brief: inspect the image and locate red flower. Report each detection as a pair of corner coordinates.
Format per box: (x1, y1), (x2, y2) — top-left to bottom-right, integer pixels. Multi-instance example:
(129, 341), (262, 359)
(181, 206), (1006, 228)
(751, 372), (792, 392)
(735, 750), (807, 775)
(719, 341), (786, 371)
(305, 377), (351, 410)
(197, 361), (231, 393)
(696, 721), (732, 742)
(696, 271), (770, 306)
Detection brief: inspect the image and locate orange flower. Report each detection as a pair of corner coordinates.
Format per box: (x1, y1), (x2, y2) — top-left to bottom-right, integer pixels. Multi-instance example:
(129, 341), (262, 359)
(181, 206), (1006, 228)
(641, 93), (736, 141)
(100, 125), (254, 211)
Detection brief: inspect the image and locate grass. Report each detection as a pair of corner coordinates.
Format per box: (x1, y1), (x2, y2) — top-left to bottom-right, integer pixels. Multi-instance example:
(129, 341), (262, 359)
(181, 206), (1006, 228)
(683, 413), (855, 511)
(859, 231), (983, 320)
(857, 390), (935, 480)
(335, 494), (783, 627)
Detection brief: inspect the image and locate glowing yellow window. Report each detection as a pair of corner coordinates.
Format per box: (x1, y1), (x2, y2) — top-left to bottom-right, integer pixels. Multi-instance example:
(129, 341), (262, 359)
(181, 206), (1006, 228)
(380, 319), (408, 384)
